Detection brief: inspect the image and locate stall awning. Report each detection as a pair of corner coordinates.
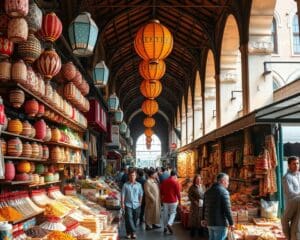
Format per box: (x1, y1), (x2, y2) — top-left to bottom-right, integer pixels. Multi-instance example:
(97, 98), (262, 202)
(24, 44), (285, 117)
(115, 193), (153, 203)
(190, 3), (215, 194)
(256, 92), (300, 123)
(178, 92), (300, 152)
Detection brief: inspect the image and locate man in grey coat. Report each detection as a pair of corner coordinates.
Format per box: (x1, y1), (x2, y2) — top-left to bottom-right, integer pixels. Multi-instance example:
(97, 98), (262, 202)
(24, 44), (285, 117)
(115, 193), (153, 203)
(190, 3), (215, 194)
(281, 196), (300, 240)
(283, 156), (300, 208)
(202, 173), (234, 240)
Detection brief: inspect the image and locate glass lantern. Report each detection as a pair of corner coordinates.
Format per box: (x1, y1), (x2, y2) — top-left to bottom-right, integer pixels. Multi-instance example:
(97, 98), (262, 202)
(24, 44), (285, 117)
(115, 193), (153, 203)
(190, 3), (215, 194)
(107, 93), (119, 112)
(93, 60), (109, 88)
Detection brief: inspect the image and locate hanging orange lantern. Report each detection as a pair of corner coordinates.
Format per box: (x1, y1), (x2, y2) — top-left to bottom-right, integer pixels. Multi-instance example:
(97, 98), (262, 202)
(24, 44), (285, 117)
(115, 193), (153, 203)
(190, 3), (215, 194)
(141, 99), (158, 116)
(144, 128), (153, 137)
(140, 79), (162, 99)
(139, 59), (166, 80)
(143, 117), (155, 128)
(134, 19), (173, 64)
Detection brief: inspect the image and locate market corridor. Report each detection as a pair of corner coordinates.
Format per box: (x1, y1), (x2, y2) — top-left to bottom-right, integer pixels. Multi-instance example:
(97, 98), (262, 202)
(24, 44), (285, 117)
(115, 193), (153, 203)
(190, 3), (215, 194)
(119, 221), (208, 240)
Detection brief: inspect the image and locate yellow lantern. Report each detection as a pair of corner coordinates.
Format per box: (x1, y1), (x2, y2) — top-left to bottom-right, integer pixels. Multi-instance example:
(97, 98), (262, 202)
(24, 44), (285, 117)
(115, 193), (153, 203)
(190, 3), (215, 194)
(139, 59), (166, 80)
(144, 128), (153, 137)
(141, 99), (158, 116)
(143, 117), (155, 128)
(134, 19), (173, 63)
(140, 79), (162, 99)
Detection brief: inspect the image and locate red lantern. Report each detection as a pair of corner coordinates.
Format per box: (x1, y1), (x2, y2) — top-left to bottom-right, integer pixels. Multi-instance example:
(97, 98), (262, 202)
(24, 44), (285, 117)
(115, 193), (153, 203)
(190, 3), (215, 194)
(62, 62), (76, 81)
(24, 99), (39, 117)
(0, 37), (14, 58)
(37, 48), (62, 80)
(36, 103), (45, 117)
(34, 119), (46, 140)
(39, 12), (62, 42)
(5, 0), (29, 17)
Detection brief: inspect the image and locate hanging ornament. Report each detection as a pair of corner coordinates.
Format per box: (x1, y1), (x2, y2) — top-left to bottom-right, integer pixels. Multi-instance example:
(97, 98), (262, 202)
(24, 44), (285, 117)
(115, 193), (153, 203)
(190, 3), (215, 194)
(68, 12), (99, 56)
(8, 17), (28, 43)
(17, 33), (41, 64)
(134, 19), (173, 64)
(39, 12), (62, 42)
(139, 59), (166, 80)
(25, 1), (42, 33)
(93, 60), (109, 88)
(143, 117), (155, 128)
(107, 93), (119, 112)
(36, 48), (62, 80)
(140, 79), (162, 99)
(114, 109), (123, 124)
(141, 99), (159, 116)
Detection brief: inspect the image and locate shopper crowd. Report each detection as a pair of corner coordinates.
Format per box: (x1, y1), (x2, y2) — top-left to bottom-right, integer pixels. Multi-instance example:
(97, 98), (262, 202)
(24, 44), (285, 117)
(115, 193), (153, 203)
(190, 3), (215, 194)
(117, 166), (234, 240)
(117, 157), (300, 240)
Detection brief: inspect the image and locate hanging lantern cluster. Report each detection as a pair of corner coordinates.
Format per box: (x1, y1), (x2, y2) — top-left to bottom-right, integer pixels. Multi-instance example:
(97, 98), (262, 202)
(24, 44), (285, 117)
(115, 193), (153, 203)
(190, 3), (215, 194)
(134, 19), (173, 149)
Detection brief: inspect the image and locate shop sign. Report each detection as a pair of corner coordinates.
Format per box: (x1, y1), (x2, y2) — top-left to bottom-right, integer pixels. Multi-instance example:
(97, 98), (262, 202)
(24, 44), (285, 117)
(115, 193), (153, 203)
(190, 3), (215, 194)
(85, 99), (107, 132)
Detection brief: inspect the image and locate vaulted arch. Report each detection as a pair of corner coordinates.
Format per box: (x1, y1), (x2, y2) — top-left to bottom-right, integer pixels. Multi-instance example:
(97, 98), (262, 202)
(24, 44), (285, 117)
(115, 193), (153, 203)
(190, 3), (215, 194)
(204, 50), (216, 134)
(194, 71), (203, 139)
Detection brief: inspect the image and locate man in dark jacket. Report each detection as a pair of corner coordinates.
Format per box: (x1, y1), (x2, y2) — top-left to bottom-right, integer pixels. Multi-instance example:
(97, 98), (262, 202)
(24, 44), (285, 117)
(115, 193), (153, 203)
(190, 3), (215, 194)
(202, 172), (234, 240)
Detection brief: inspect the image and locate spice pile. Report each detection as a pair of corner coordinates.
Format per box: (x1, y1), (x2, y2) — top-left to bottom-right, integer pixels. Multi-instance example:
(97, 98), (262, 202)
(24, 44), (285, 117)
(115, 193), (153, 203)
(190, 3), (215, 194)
(47, 231), (76, 240)
(0, 206), (23, 221)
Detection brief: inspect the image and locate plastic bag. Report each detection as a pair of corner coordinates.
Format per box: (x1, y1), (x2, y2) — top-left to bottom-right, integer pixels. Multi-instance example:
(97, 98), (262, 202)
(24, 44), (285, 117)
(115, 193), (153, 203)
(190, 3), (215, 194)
(227, 229), (236, 240)
(260, 199), (278, 219)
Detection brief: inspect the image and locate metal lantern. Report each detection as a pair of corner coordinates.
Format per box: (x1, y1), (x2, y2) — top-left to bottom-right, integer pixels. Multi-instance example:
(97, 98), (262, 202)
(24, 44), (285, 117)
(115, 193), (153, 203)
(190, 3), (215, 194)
(125, 128), (130, 139)
(144, 128), (153, 137)
(139, 59), (166, 80)
(141, 99), (158, 116)
(93, 61), (109, 88)
(140, 79), (162, 99)
(107, 93), (119, 112)
(114, 109), (123, 124)
(68, 12), (99, 57)
(134, 19), (173, 63)
(143, 117), (155, 128)
(119, 122), (127, 134)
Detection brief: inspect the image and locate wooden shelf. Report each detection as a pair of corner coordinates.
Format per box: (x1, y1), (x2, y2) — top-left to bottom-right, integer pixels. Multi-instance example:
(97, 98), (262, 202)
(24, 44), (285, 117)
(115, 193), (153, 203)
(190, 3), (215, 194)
(54, 162), (87, 165)
(29, 180), (61, 187)
(46, 141), (85, 150)
(10, 210), (44, 224)
(17, 83), (86, 132)
(0, 180), (33, 185)
(1, 131), (44, 143)
(4, 156), (47, 162)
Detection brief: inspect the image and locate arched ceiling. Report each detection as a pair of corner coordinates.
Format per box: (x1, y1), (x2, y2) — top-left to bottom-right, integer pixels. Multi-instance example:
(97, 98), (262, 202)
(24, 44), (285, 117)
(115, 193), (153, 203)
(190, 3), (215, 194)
(39, 0), (237, 132)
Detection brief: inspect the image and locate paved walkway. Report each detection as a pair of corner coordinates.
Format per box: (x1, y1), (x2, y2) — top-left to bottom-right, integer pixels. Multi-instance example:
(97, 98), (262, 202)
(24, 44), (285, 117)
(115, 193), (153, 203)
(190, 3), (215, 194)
(118, 221), (208, 240)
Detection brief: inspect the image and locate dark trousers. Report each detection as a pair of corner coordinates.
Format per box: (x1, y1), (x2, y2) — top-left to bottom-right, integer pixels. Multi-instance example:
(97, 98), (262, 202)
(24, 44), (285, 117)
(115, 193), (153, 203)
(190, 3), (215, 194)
(125, 206), (141, 234)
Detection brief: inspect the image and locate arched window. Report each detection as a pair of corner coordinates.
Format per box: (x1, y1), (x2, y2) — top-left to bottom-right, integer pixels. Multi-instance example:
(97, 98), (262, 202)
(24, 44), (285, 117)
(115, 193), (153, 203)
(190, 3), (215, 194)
(293, 15), (300, 54)
(271, 18), (278, 53)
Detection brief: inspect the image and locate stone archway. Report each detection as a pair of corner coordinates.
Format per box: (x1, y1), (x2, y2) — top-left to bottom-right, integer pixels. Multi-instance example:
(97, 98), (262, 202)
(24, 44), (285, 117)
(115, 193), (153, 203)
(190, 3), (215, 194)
(194, 71), (203, 139)
(187, 87), (193, 143)
(181, 96), (187, 146)
(204, 50), (217, 134)
(247, 0), (276, 111)
(220, 14), (243, 126)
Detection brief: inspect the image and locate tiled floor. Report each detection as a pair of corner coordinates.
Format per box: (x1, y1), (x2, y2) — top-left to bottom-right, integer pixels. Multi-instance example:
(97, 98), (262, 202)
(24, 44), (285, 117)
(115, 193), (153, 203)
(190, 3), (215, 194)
(119, 221), (208, 240)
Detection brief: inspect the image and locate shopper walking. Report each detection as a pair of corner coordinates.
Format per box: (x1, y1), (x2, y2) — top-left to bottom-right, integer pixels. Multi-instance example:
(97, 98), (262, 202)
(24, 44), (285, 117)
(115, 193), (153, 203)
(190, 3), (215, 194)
(160, 170), (181, 234)
(202, 172), (234, 240)
(283, 156), (300, 207)
(282, 196), (300, 240)
(144, 169), (161, 230)
(136, 169), (146, 225)
(159, 167), (170, 183)
(188, 174), (205, 237)
(121, 168), (143, 239)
